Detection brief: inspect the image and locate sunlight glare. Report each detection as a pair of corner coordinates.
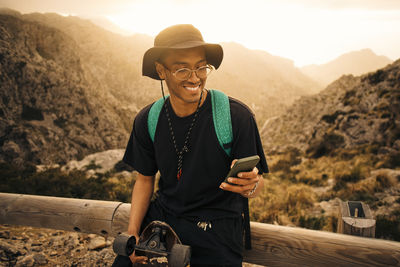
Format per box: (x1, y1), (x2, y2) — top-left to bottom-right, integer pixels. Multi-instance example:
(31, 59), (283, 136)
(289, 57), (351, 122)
(106, 0), (400, 66)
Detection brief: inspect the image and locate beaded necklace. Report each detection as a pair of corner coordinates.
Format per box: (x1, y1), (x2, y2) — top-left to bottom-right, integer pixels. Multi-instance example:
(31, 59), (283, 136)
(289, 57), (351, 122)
(161, 81), (204, 180)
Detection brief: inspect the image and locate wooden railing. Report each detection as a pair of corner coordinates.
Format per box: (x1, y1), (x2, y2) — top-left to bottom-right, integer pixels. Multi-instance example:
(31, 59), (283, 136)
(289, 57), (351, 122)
(1, 193), (399, 266)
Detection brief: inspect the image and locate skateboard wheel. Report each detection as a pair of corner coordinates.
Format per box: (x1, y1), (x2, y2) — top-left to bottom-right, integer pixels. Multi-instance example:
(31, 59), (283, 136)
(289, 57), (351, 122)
(168, 244), (191, 267)
(113, 234), (136, 257)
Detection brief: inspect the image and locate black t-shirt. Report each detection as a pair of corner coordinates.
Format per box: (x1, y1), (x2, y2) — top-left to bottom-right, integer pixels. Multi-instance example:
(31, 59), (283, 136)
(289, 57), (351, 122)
(123, 90), (268, 220)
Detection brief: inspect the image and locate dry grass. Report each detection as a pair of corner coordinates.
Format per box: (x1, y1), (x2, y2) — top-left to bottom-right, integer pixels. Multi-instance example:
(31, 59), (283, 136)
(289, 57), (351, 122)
(252, 148), (400, 238)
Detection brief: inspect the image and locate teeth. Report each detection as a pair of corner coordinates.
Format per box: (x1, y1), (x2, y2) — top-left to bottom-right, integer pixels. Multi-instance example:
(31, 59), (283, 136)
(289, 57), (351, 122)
(184, 86), (199, 91)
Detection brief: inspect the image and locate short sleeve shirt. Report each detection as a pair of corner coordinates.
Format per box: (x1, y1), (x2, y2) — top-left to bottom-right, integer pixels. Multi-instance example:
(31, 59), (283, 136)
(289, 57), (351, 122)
(123, 90), (268, 220)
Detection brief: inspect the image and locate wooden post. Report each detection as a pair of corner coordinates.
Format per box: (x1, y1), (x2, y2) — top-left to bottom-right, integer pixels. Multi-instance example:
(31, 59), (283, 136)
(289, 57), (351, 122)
(338, 200), (376, 237)
(0, 192), (127, 236)
(1, 193), (399, 266)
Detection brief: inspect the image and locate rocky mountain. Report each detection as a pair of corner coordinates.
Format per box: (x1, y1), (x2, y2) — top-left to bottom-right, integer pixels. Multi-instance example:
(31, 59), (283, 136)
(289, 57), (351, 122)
(0, 14), (130, 166)
(207, 42), (322, 119)
(0, 9), (321, 166)
(262, 59), (400, 156)
(0, 9), (160, 166)
(301, 49), (393, 86)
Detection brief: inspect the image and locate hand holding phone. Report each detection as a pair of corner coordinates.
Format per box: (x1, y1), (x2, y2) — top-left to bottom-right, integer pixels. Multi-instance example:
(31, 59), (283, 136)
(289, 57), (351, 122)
(224, 155), (260, 185)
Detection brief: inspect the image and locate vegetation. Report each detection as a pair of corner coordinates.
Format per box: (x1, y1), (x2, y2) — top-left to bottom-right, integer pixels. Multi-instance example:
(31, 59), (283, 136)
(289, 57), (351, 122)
(307, 132), (345, 158)
(84, 160), (102, 171)
(1, 143), (399, 242)
(0, 162), (135, 203)
(376, 210), (400, 241)
(250, 145), (400, 241)
(333, 164), (364, 191)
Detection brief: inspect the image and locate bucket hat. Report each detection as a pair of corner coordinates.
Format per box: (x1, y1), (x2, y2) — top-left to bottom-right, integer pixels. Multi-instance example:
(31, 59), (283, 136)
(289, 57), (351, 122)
(142, 24), (223, 80)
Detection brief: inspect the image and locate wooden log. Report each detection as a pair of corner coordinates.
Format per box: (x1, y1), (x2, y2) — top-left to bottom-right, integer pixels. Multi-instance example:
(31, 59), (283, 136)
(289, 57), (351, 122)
(245, 222), (400, 267)
(0, 193), (121, 236)
(111, 203), (131, 236)
(1, 193), (400, 267)
(338, 200), (376, 237)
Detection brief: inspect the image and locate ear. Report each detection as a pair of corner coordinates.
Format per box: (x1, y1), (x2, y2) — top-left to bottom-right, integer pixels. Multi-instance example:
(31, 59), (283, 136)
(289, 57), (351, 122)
(155, 62), (166, 80)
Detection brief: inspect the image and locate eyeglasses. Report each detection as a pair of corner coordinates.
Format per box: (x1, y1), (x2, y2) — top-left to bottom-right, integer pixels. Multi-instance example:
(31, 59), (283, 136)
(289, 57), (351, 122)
(165, 64), (214, 81)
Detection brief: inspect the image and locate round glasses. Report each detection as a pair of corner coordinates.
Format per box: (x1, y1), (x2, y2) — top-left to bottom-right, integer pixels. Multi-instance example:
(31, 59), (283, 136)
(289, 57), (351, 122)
(167, 65), (214, 81)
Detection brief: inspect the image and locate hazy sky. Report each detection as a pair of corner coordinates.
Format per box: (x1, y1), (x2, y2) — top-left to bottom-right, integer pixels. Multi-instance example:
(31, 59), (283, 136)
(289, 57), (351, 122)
(1, 0), (400, 66)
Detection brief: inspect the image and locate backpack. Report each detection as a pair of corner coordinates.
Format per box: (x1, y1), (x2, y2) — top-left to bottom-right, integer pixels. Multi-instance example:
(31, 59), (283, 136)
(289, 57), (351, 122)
(148, 89), (233, 156)
(147, 89), (252, 249)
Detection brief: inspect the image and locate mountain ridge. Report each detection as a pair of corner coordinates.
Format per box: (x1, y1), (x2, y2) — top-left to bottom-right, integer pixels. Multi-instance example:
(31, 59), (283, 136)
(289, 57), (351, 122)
(301, 48), (393, 86)
(0, 9), (323, 166)
(262, 59), (400, 156)
(0, 13), (128, 165)
(3, 9), (395, 167)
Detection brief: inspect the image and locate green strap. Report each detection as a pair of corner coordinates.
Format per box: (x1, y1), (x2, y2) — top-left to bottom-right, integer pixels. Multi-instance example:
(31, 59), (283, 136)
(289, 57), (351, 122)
(148, 96), (168, 142)
(148, 90), (233, 156)
(210, 89), (233, 156)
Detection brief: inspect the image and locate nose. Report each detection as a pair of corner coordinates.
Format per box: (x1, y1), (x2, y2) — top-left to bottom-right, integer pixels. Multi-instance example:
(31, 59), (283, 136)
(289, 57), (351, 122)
(187, 69), (200, 83)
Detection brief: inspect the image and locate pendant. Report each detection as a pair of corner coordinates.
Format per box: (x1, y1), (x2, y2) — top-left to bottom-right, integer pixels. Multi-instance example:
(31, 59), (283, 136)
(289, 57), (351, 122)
(177, 169), (182, 180)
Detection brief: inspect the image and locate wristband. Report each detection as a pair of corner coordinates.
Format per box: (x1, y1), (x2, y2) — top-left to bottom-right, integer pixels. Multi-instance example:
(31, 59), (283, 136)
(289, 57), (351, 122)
(247, 179), (259, 197)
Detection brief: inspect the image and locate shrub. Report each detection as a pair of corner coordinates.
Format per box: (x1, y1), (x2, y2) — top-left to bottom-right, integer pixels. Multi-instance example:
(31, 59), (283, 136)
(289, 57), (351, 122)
(368, 69), (386, 85)
(333, 165), (364, 192)
(84, 160), (102, 171)
(321, 111), (345, 124)
(343, 90), (357, 105)
(285, 184), (315, 214)
(269, 149), (302, 172)
(347, 190), (377, 204)
(307, 132), (345, 158)
(298, 176), (324, 186)
(299, 215), (326, 230)
(21, 105), (44, 121)
(0, 162), (133, 202)
(376, 214), (400, 241)
(375, 173), (394, 191)
(270, 159), (292, 173)
(383, 152), (400, 168)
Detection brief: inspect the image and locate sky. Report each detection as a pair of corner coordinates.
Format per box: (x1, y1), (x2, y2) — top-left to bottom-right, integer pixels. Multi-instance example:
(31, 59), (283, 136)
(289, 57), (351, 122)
(1, 0), (400, 67)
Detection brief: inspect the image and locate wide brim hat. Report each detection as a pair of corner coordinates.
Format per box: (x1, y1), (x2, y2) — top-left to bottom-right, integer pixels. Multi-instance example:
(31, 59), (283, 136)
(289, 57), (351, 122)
(142, 24), (223, 80)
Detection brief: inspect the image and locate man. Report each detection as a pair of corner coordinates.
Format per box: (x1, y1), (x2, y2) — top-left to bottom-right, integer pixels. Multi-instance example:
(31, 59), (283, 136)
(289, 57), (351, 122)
(113, 24), (268, 266)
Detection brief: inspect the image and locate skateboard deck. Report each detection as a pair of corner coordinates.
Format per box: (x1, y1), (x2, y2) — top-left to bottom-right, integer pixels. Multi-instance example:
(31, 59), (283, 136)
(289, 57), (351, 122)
(113, 221), (191, 267)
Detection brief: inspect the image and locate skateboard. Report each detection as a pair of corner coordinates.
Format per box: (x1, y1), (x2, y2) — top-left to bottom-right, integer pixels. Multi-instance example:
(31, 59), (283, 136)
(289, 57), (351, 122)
(113, 221), (191, 267)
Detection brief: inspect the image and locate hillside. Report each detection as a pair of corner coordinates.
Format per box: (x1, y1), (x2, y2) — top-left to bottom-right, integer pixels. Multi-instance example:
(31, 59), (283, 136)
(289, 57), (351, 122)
(262, 59), (400, 156)
(255, 60), (400, 240)
(0, 8), (399, 245)
(301, 49), (393, 86)
(20, 9), (321, 122)
(0, 9), (321, 166)
(207, 42), (322, 119)
(0, 14), (132, 166)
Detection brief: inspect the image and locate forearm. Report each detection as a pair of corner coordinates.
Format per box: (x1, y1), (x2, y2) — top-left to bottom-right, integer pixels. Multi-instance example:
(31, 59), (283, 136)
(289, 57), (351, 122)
(127, 173), (155, 236)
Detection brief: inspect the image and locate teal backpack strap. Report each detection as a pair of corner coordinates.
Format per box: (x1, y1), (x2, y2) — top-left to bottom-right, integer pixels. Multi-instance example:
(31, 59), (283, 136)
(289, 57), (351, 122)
(148, 96), (168, 142)
(210, 89), (250, 249)
(210, 89), (233, 156)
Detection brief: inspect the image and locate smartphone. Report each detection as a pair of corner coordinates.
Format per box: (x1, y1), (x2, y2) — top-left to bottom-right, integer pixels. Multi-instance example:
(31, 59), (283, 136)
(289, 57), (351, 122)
(224, 155), (260, 184)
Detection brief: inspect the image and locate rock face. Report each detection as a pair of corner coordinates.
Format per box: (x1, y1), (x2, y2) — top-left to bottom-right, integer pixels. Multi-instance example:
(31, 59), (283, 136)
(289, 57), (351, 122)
(0, 9), (323, 167)
(0, 14), (129, 166)
(62, 149), (125, 174)
(262, 59), (400, 156)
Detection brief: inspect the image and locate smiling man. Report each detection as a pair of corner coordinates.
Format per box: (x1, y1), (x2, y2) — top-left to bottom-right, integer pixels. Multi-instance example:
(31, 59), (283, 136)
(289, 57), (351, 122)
(112, 24), (268, 266)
